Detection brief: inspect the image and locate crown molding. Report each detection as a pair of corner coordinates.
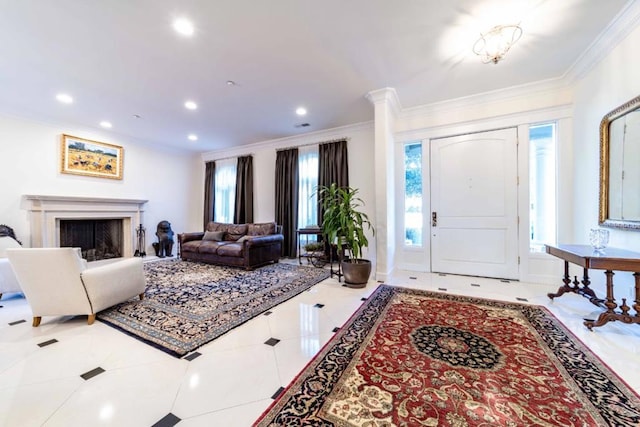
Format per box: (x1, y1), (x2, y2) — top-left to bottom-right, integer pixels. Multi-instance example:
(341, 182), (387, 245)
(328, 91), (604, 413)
(397, 76), (571, 123)
(564, 0), (640, 83)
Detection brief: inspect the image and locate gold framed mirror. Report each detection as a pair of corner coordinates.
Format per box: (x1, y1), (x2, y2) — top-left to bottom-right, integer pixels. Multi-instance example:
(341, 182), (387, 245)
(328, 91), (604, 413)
(599, 94), (640, 229)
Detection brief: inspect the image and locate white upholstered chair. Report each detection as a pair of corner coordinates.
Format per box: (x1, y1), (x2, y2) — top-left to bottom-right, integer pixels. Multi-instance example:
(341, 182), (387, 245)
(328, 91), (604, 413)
(6, 248), (146, 326)
(0, 236), (23, 299)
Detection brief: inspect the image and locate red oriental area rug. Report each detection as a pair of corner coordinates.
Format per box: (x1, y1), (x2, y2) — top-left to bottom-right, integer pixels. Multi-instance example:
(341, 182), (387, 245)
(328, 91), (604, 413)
(254, 285), (640, 426)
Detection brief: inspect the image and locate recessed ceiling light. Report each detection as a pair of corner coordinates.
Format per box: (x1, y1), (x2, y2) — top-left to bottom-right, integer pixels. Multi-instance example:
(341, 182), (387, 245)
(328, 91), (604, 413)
(184, 100), (198, 110)
(296, 107), (307, 116)
(100, 121), (112, 128)
(56, 93), (73, 104)
(132, 114), (142, 119)
(188, 134), (198, 141)
(226, 80), (236, 86)
(173, 18), (194, 36)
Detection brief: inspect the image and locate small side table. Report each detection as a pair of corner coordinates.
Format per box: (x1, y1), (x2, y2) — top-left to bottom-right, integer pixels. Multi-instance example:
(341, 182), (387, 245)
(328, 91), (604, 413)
(296, 227), (322, 265)
(545, 244), (640, 329)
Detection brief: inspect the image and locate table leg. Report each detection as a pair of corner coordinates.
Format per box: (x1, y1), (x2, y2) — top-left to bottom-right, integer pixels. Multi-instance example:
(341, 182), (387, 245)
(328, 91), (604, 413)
(547, 260), (574, 300)
(579, 267), (604, 306)
(583, 270), (639, 330)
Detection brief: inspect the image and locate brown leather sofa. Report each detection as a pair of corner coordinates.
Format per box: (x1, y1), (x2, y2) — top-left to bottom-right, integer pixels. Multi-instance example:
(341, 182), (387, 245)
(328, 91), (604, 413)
(178, 222), (283, 270)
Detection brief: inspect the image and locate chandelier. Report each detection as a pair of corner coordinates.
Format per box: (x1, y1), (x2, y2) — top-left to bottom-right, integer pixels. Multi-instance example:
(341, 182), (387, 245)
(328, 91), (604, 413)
(473, 24), (523, 64)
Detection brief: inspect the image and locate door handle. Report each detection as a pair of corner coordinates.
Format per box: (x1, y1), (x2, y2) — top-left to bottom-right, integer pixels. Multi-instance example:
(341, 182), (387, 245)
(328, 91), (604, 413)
(432, 212), (437, 227)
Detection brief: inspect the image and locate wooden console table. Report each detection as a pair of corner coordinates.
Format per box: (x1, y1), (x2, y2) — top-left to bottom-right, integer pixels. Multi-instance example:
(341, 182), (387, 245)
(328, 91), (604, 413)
(545, 244), (640, 330)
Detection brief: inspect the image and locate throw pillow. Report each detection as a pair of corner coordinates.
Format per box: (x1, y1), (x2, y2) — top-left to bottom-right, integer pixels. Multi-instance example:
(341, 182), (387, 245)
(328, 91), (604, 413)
(236, 235), (252, 243)
(203, 231), (225, 242)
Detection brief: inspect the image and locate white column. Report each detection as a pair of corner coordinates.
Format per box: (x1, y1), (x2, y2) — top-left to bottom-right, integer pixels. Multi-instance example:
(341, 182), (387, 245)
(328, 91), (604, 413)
(366, 88), (400, 280)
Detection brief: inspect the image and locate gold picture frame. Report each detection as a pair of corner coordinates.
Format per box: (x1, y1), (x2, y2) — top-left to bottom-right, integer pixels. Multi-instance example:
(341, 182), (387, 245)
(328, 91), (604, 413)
(60, 134), (123, 180)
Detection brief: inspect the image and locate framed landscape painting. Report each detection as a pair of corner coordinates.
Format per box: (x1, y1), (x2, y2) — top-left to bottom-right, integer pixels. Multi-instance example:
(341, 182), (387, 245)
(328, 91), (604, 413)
(60, 134), (123, 180)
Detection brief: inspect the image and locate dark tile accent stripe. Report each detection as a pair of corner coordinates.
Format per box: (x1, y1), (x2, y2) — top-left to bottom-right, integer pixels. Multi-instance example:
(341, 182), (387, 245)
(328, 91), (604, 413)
(376, 280), (385, 283)
(183, 352), (201, 361)
(438, 288), (447, 291)
(263, 311), (273, 316)
(152, 413), (181, 427)
(501, 279), (511, 283)
(409, 277), (417, 280)
(438, 273), (447, 276)
(38, 339), (58, 347)
(314, 303), (325, 308)
(332, 327), (340, 333)
(471, 283), (480, 287)
(264, 338), (281, 346)
(360, 297), (367, 301)
(516, 297), (528, 302)
(271, 386), (285, 399)
(9, 319), (26, 326)
(80, 367), (105, 380)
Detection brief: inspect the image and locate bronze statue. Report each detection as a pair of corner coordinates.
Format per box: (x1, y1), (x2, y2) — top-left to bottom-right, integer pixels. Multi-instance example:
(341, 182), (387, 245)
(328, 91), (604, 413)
(0, 224), (21, 245)
(152, 220), (174, 258)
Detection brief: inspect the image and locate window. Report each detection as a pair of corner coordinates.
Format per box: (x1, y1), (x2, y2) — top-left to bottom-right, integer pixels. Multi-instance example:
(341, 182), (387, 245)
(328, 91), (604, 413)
(214, 158), (237, 223)
(298, 145), (319, 230)
(529, 123), (557, 252)
(404, 143), (423, 246)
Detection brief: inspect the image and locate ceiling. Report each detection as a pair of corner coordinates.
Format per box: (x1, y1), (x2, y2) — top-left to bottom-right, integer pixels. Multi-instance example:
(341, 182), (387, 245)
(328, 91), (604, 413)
(0, 0), (631, 152)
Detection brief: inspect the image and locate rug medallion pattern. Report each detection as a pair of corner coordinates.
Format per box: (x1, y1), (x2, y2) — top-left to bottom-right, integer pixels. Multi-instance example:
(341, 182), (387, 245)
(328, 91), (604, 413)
(98, 260), (330, 357)
(255, 285), (640, 427)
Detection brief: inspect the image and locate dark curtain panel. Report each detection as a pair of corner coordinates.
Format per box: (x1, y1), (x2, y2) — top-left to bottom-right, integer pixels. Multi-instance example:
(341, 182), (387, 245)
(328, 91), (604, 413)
(234, 156), (254, 224)
(275, 148), (299, 257)
(203, 161), (215, 229)
(318, 139), (349, 225)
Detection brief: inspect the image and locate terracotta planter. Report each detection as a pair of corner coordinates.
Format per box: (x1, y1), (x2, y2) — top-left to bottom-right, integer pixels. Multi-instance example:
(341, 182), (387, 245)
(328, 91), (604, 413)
(341, 259), (371, 288)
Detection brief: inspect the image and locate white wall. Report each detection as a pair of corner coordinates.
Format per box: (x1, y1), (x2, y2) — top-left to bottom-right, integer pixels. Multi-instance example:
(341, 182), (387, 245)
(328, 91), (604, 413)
(201, 122), (376, 263)
(0, 114), (202, 255)
(570, 22), (640, 294)
(573, 24), (640, 251)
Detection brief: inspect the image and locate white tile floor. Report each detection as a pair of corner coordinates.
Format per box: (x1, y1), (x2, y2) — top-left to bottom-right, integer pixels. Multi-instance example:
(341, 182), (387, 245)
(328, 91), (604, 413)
(1, 264), (639, 426)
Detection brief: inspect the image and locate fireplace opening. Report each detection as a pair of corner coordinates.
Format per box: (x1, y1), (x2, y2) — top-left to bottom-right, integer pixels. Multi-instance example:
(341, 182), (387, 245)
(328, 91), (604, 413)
(60, 219), (123, 261)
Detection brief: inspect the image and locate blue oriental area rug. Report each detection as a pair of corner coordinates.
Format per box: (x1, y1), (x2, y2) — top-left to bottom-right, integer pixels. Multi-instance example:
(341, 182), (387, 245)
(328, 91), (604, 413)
(98, 260), (330, 357)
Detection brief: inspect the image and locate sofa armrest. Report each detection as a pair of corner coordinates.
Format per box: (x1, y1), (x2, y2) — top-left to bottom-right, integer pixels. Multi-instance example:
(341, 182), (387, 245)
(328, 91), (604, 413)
(179, 232), (205, 244)
(245, 234), (284, 248)
(81, 258), (146, 312)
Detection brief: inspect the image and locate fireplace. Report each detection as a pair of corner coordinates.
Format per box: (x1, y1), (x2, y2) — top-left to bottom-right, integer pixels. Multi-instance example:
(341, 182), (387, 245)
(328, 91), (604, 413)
(23, 195), (147, 258)
(60, 219), (124, 261)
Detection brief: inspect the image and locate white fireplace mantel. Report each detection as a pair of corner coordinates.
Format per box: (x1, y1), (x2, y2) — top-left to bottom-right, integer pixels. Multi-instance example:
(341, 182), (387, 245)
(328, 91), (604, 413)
(23, 195), (148, 257)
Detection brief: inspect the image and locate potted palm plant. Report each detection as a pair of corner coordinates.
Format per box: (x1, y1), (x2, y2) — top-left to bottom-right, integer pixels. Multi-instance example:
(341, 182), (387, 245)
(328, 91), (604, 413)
(316, 183), (374, 288)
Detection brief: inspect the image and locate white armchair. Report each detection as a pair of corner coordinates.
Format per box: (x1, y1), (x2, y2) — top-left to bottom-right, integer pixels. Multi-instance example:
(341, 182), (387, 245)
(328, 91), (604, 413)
(0, 236), (23, 299)
(6, 248), (146, 326)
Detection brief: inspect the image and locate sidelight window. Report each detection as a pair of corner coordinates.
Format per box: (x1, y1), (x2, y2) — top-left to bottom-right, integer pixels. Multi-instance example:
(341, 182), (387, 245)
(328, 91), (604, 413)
(404, 143), (423, 247)
(529, 123), (557, 252)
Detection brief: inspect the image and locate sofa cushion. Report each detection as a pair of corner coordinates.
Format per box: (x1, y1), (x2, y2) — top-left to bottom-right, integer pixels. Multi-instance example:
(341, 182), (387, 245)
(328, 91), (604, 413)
(216, 243), (244, 257)
(203, 231), (225, 241)
(205, 222), (229, 233)
(181, 240), (202, 253)
(248, 222), (276, 236)
(223, 224), (248, 241)
(198, 241), (221, 254)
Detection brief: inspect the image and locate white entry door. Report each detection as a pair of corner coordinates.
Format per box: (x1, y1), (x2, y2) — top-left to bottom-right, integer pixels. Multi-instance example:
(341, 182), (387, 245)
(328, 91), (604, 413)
(430, 128), (519, 279)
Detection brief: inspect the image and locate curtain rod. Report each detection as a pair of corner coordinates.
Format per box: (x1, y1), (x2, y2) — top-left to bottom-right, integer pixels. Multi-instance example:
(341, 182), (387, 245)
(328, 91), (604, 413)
(276, 137), (350, 153)
(206, 153), (254, 163)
